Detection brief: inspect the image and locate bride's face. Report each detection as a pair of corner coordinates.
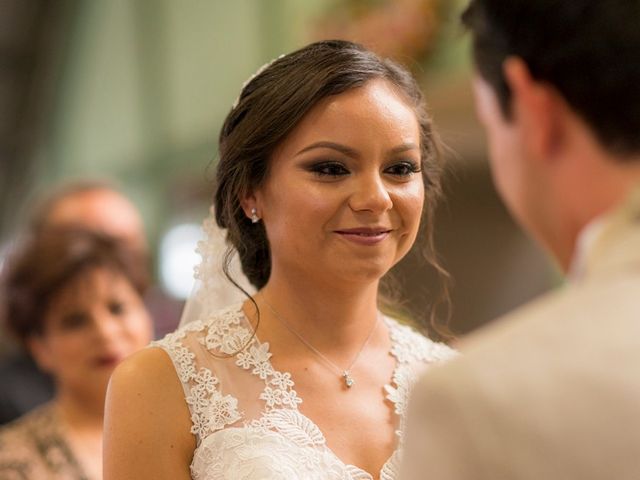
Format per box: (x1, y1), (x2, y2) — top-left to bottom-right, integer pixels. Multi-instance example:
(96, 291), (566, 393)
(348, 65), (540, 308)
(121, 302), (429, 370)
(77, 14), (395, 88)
(249, 79), (425, 286)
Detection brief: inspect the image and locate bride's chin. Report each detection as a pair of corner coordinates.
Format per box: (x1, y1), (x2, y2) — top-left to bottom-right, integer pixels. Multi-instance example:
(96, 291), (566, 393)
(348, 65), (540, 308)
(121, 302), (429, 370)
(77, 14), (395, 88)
(324, 263), (392, 286)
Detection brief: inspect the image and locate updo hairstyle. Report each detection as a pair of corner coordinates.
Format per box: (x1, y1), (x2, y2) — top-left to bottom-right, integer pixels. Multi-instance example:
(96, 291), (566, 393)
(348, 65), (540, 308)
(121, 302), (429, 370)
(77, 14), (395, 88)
(215, 40), (445, 286)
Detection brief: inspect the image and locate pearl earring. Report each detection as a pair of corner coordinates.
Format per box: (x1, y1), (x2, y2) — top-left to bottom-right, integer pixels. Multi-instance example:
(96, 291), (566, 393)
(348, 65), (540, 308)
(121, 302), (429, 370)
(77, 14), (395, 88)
(250, 208), (260, 223)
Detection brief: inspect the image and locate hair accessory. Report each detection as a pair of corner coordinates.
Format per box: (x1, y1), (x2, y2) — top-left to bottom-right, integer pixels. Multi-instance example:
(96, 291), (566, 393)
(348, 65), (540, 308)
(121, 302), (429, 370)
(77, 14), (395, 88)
(232, 54), (286, 109)
(250, 208), (260, 224)
(262, 296), (379, 389)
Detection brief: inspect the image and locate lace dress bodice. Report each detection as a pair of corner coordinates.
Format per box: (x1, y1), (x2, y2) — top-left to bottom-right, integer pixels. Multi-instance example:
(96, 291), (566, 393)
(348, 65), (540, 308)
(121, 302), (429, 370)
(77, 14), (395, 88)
(152, 304), (455, 479)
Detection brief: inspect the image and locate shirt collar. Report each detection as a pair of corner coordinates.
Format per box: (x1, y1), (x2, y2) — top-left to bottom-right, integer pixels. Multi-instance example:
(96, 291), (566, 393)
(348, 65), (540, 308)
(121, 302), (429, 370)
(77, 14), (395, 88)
(568, 185), (640, 282)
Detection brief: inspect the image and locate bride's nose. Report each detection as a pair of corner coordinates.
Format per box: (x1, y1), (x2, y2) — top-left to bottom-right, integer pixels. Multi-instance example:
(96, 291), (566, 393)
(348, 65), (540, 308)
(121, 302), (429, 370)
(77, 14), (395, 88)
(348, 173), (393, 214)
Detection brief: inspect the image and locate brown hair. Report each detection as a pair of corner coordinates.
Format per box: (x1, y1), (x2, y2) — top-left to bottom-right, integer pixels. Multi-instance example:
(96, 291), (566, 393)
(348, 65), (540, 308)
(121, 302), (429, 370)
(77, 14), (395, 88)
(0, 227), (149, 345)
(214, 40), (450, 336)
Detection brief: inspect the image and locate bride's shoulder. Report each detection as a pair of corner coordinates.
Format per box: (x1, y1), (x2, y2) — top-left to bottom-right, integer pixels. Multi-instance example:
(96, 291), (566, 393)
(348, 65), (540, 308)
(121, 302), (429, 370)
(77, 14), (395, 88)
(110, 305), (247, 393)
(154, 303), (247, 347)
(384, 315), (458, 365)
(111, 345), (180, 392)
(106, 345), (194, 477)
(152, 303), (254, 363)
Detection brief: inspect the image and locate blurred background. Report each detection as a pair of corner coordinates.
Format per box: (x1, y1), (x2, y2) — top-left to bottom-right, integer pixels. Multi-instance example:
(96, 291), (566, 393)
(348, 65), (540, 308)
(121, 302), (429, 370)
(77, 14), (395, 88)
(0, 0), (559, 338)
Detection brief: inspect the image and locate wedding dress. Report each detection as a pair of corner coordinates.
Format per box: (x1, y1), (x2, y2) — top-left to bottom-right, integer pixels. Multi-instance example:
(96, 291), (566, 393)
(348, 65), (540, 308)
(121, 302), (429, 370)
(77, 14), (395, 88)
(152, 303), (455, 479)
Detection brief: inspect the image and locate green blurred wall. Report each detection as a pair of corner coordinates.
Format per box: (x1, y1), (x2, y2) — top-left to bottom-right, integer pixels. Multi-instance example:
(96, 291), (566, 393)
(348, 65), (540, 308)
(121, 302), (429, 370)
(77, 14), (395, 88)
(38, 0), (329, 242)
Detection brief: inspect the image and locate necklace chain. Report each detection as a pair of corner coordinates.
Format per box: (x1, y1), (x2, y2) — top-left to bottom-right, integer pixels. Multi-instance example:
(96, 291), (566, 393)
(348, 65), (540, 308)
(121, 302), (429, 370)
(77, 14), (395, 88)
(261, 298), (379, 389)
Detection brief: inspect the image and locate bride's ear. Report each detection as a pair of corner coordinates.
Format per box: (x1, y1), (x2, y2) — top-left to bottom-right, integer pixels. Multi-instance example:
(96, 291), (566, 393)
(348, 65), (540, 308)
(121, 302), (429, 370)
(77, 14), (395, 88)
(239, 191), (259, 222)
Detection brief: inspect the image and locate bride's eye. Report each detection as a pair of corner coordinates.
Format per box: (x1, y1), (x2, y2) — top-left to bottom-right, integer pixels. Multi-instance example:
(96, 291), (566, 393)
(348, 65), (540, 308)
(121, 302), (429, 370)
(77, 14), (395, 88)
(308, 161), (350, 178)
(385, 161), (421, 177)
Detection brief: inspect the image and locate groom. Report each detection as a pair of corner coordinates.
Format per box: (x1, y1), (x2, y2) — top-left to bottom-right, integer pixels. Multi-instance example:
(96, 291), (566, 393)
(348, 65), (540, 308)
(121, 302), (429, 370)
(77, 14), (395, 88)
(402, 0), (640, 478)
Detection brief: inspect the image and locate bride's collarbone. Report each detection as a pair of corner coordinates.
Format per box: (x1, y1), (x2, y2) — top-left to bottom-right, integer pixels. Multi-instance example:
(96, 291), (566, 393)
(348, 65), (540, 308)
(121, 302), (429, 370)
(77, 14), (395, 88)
(271, 356), (398, 473)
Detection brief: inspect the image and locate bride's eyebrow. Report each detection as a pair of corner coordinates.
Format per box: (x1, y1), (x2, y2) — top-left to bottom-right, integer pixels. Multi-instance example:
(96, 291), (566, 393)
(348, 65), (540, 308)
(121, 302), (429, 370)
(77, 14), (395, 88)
(296, 141), (419, 158)
(296, 141), (359, 159)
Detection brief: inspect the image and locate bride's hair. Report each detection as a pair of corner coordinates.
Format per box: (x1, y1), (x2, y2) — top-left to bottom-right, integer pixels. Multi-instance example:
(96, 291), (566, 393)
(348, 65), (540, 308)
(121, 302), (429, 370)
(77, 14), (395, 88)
(214, 40), (450, 336)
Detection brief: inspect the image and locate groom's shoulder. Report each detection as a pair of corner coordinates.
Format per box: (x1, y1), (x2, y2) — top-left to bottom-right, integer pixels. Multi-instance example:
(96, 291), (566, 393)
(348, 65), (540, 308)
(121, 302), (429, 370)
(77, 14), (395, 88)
(419, 270), (640, 397)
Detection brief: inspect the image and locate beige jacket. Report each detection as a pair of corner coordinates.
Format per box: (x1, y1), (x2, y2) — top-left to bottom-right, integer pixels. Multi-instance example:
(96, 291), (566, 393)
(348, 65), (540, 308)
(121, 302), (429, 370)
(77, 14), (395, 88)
(402, 188), (640, 480)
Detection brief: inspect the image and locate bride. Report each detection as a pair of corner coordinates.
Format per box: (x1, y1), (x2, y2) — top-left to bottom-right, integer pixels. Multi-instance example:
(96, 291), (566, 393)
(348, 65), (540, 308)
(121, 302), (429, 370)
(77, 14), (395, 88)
(104, 39), (455, 480)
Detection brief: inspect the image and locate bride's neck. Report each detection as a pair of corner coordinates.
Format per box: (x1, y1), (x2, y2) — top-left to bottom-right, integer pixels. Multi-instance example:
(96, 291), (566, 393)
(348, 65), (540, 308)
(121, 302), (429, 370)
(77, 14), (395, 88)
(254, 274), (380, 350)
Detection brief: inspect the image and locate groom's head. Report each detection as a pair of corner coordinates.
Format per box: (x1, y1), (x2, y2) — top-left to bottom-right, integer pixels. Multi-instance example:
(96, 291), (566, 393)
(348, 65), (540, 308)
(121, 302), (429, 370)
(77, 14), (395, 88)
(462, 0), (640, 270)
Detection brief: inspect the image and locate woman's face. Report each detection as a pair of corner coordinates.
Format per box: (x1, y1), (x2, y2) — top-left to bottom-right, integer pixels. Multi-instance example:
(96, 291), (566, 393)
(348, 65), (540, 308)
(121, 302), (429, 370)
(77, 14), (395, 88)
(249, 79), (425, 286)
(29, 267), (152, 401)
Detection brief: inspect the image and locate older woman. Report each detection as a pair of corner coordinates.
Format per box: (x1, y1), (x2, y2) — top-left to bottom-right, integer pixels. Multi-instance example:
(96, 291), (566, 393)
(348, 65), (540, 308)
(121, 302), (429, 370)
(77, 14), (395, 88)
(105, 40), (455, 480)
(0, 227), (153, 479)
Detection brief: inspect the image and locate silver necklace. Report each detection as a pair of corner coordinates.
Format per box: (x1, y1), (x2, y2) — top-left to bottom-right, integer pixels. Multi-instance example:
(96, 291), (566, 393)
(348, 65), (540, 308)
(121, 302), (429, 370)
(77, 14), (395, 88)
(262, 299), (379, 389)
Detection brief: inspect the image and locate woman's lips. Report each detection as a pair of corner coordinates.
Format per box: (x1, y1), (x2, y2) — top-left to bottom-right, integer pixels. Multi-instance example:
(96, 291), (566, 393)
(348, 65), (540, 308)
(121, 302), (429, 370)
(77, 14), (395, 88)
(334, 228), (392, 246)
(93, 354), (123, 368)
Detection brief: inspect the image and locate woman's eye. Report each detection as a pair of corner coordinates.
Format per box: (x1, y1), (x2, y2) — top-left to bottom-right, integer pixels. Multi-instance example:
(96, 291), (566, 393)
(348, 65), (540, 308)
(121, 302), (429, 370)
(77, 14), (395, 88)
(309, 162), (350, 177)
(108, 301), (126, 316)
(385, 161), (421, 177)
(59, 313), (89, 330)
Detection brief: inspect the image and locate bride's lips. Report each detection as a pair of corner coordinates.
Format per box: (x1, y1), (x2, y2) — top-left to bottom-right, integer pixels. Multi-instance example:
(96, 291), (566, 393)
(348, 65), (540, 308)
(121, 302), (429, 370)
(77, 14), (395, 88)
(334, 227), (393, 246)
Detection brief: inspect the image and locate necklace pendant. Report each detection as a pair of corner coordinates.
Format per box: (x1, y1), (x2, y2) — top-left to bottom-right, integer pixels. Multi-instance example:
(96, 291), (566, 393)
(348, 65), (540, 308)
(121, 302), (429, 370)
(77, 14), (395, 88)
(342, 371), (355, 388)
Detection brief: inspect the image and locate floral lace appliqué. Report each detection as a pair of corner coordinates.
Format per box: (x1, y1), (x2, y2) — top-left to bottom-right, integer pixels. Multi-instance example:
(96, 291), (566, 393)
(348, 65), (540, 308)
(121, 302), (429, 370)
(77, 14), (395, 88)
(153, 306), (456, 479)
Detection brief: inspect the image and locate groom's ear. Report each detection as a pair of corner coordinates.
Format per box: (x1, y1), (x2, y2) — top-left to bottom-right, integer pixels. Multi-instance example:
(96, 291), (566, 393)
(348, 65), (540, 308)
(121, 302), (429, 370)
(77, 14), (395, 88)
(504, 56), (568, 164)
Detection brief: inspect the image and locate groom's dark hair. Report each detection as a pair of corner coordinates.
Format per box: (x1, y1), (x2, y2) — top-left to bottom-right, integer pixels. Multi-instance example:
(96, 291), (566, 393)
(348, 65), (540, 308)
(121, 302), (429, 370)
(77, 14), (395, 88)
(462, 0), (640, 157)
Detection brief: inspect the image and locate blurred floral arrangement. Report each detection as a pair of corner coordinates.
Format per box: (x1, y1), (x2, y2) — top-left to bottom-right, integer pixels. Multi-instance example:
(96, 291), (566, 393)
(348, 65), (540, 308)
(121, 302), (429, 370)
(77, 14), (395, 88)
(312, 0), (442, 66)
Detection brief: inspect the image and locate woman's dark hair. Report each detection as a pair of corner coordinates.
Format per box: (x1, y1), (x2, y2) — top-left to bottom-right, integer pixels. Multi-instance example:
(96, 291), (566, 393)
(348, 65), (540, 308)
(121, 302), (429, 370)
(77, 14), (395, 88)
(462, 0), (640, 156)
(0, 227), (149, 345)
(214, 39), (450, 336)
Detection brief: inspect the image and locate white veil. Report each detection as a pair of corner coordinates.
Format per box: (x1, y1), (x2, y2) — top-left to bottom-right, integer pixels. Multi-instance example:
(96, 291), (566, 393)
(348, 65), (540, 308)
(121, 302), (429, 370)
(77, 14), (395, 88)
(178, 56), (287, 328)
(178, 208), (254, 328)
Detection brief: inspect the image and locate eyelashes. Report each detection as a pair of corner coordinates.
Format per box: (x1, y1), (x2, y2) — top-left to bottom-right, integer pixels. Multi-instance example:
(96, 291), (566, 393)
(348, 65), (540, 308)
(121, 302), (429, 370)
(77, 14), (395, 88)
(306, 160), (422, 179)
(385, 162), (422, 176)
(308, 161), (349, 177)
